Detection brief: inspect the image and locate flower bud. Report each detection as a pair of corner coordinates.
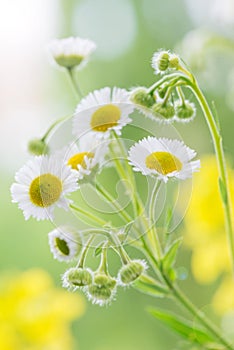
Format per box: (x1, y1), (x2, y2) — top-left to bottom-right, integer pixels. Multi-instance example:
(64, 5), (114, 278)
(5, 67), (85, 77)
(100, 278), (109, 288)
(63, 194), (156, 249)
(130, 87), (156, 109)
(118, 259), (147, 286)
(152, 102), (175, 121)
(87, 284), (113, 305)
(94, 273), (117, 290)
(157, 51), (170, 72)
(28, 138), (49, 156)
(62, 267), (93, 289)
(175, 101), (196, 122)
(169, 54), (180, 69)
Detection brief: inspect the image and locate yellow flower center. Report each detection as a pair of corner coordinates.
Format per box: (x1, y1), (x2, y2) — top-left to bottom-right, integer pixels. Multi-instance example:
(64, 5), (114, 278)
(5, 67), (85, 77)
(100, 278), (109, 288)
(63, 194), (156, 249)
(67, 152), (94, 170)
(145, 151), (182, 175)
(55, 237), (70, 255)
(29, 173), (62, 207)
(90, 104), (121, 132)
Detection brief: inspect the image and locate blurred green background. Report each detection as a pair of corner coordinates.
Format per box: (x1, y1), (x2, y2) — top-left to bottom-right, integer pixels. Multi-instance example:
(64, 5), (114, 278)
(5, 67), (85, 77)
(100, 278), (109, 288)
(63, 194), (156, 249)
(1, 0), (234, 349)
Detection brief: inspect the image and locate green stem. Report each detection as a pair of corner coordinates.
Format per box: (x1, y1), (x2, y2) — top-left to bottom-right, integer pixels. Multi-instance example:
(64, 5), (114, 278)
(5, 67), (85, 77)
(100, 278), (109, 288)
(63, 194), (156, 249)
(164, 274), (234, 350)
(77, 235), (95, 268)
(70, 203), (107, 226)
(190, 81), (234, 275)
(147, 73), (190, 94)
(143, 242), (234, 349)
(67, 67), (83, 99)
(41, 114), (72, 142)
(148, 181), (162, 259)
(92, 181), (133, 223)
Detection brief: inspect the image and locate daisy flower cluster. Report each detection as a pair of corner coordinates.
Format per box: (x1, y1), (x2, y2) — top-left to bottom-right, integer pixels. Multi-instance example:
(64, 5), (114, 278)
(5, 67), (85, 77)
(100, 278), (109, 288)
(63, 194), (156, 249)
(11, 37), (201, 307)
(11, 36), (234, 350)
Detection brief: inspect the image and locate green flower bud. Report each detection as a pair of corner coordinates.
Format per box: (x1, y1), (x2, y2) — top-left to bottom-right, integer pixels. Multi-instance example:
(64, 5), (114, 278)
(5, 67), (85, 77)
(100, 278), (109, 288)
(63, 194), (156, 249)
(28, 138), (49, 156)
(94, 273), (117, 290)
(62, 267), (93, 289)
(130, 87), (156, 109)
(169, 54), (180, 69)
(118, 260), (147, 286)
(152, 102), (175, 120)
(157, 52), (170, 72)
(87, 284), (112, 305)
(175, 101), (196, 122)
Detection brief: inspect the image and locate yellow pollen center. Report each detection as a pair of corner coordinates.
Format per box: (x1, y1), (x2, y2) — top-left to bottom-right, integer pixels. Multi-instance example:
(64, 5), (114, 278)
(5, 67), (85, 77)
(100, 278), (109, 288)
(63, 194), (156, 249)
(29, 173), (62, 207)
(145, 151), (182, 175)
(67, 152), (94, 170)
(90, 104), (121, 132)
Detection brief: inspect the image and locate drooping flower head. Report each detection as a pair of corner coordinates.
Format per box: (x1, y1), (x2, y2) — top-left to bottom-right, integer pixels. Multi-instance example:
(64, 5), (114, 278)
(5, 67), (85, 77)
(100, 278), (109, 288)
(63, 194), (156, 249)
(128, 137), (200, 182)
(63, 134), (109, 181)
(48, 226), (82, 262)
(73, 87), (134, 139)
(11, 154), (78, 221)
(48, 36), (96, 70)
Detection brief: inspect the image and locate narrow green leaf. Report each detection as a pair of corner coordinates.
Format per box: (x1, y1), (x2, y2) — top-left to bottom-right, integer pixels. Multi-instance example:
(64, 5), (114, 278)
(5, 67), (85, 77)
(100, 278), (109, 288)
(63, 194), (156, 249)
(218, 178), (227, 205)
(165, 207), (173, 232)
(163, 238), (182, 272)
(134, 275), (169, 297)
(148, 308), (214, 346)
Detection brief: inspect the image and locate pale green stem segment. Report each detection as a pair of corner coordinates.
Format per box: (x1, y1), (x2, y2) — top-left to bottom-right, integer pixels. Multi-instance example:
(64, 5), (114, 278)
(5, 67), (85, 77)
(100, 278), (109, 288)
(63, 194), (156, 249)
(70, 203), (107, 227)
(41, 114), (72, 142)
(98, 244), (109, 274)
(189, 80), (234, 275)
(148, 180), (162, 260)
(77, 235), (95, 268)
(92, 180), (133, 223)
(67, 67), (83, 99)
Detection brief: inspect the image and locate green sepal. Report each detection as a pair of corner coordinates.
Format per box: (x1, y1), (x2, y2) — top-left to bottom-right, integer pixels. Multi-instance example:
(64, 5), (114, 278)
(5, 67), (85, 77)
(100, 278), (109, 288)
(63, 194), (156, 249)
(148, 308), (214, 346)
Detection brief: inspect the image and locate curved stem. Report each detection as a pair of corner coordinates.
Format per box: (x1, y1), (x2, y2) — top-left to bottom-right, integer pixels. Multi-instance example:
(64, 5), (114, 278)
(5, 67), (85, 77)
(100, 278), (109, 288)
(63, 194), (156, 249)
(67, 67), (83, 99)
(70, 203), (107, 226)
(92, 180), (134, 223)
(190, 80), (234, 275)
(41, 114), (72, 142)
(77, 235), (95, 268)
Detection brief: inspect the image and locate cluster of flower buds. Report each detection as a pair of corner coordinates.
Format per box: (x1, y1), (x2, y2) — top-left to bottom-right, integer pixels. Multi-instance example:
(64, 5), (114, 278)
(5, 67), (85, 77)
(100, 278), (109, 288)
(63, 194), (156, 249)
(49, 226), (147, 306)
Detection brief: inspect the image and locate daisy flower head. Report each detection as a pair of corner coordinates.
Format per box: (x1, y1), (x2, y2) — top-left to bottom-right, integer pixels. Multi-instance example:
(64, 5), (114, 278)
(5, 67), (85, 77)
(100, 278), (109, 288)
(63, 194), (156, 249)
(63, 133), (109, 181)
(151, 50), (180, 75)
(11, 154), (79, 221)
(48, 36), (96, 70)
(73, 87), (134, 139)
(48, 226), (82, 262)
(128, 137), (200, 182)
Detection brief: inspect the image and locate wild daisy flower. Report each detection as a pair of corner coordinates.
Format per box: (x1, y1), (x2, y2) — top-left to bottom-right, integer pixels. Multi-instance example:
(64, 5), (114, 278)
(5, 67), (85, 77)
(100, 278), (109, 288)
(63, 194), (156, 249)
(48, 36), (96, 70)
(48, 226), (82, 262)
(11, 154), (78, 221)
(128, 137), (200, 182)
(63, 134), (109, 180)
(73, 87), (134, 139)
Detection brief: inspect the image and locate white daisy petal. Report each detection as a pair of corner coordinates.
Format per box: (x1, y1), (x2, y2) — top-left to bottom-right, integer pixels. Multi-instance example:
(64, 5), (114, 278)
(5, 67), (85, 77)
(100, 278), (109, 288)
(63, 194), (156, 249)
(128, 137), (200, 182)
(11, 154), (79, 221)
(73, 87), (134, 139)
